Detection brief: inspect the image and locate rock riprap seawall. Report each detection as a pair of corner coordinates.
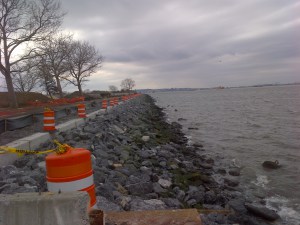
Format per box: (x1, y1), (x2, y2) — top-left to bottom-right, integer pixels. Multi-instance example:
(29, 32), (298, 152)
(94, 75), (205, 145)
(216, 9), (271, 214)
(0, 95), (279, 225)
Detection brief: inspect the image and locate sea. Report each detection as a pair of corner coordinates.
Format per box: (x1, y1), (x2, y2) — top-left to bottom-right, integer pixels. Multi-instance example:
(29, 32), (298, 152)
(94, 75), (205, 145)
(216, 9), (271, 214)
(150, 85), (300, 225)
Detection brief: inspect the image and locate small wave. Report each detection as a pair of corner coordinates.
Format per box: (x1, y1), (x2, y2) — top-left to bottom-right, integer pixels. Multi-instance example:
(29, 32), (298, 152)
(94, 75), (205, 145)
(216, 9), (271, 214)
(262, 134), (271, 139)
(249, 123), (262, 128)
(185, 135), (193, 146)
(231, 158), (242, 168)
(266, 195), (300, 224)
(252, 175), (269, 188)
(237, 135), (247, 139)
(288, 109), (298, 114)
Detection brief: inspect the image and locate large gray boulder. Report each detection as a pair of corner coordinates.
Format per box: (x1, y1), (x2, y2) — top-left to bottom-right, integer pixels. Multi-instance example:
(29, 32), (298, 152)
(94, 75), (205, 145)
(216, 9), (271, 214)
(245, 203), (280, 221)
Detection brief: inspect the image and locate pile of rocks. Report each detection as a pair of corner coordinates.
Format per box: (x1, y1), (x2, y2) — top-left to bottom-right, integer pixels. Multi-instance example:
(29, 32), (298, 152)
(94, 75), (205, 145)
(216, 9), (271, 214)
(0, 95), (280, 225)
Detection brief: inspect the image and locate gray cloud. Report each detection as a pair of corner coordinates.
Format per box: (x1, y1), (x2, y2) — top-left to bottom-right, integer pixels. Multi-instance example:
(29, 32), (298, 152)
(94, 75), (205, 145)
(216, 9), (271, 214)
(60, 0), (300, 89)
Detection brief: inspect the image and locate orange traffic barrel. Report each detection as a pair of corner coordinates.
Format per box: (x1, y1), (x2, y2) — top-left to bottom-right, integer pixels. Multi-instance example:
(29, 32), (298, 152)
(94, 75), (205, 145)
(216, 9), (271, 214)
(114, 97), (118, 105)
(110, 99), (114, 107)
(43, 109), (55, 131)
(78, 104), (86, 118)
(45, 148), (96, 207)
(102, 99), (107, 109)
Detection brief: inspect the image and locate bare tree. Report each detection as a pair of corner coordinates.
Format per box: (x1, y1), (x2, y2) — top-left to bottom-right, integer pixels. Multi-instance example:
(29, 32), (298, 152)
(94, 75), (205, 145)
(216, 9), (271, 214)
(108, 85), (118, 92)
(36, 57), (58, 98)
(65, 41), (103, 96)
(11, 59), (39, 92)
(121, 78), (135, 92)
(0, 0), (65, 107)
(36, 34), (72, 98)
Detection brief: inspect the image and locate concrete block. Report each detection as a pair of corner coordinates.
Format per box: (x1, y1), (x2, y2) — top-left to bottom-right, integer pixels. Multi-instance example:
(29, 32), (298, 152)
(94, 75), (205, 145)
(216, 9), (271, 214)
(86, 110), (101, 119)
(99, 109), (106, 114)
(74, 118), (85, 127)
(0, 192), (90, 225)
(21, 132), (52, 150)
(56, 119), (77, 132)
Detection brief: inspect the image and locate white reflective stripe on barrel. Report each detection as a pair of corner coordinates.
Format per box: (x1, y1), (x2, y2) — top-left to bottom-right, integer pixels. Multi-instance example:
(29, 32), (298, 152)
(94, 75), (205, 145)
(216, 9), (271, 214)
(44, 124), (55, 127)
(44, 117), (54, 120)
(47, 174), (94, 192)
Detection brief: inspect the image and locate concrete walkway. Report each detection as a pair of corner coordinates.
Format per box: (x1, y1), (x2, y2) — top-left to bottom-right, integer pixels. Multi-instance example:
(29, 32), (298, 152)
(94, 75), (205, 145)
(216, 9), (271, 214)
(0, 107), (114, 167)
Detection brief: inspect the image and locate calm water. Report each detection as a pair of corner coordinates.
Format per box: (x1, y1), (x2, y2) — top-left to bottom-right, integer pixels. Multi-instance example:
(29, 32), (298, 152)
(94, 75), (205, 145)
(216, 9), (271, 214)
(150, 85), (300, 224)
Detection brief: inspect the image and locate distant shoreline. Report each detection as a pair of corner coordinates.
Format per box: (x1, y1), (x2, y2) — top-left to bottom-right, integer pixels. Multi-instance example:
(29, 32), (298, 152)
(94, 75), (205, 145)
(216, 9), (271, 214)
(138, 83), (300, 93)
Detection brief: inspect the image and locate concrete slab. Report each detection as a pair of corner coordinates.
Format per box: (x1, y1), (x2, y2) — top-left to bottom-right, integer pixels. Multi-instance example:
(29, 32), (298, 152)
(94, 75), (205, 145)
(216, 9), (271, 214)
(74, 118), (85, 127)
(0, 192), (90, 225)
(21, 132), (52, 150)
(56, 119), (77, 132)
(86, 110), (101, 119)
(105, 209), (202, 225)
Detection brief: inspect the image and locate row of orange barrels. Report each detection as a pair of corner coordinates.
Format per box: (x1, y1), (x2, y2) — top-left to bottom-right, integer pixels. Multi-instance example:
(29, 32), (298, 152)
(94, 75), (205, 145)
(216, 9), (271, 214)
(45, 93), (141, 208)
(28, 97), (85, 107)
(44, 94), (141, 132)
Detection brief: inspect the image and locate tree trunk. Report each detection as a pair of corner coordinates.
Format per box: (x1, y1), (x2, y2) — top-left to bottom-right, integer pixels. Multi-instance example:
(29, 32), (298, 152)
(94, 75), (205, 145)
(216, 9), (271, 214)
(55, 75), (63, 98)
(5, 73), (18, 108)
(77, 81), (83, 96)
(3, 32), (18, 108)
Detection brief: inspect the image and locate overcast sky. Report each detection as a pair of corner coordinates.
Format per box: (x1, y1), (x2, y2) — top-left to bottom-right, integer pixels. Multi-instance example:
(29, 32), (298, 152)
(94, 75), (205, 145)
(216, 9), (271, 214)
(8, 0), (300, 91)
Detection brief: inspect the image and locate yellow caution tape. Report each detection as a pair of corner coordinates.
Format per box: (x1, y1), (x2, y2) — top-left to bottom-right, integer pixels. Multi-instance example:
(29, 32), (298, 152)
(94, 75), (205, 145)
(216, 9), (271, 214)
(0, 140), (72, 156)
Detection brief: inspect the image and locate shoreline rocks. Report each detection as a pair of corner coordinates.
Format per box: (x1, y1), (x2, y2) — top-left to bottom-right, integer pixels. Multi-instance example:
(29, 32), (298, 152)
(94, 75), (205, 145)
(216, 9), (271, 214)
(0, 95), (280, 224)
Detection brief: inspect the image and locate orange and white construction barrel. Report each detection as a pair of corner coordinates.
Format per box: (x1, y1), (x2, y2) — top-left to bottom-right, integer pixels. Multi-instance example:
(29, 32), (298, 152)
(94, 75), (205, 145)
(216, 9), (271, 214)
(109, 99), (114, 107)
(43, 109), (55, 131)
(45, 148), (96, 207)
(114, 97), (118, 105)
(78, 104), (86, 118)
(102, 99), (107, 109)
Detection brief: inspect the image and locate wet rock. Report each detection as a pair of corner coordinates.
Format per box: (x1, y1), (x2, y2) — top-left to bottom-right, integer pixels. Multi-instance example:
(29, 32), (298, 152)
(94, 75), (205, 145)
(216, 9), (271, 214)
(187, 199), (197, 207)
(262, 160), (281, 169)
(17, 176), (37, 186)
(186, 186), (205, 204)
(127, 182), (153, 196)
(96, 183), (115, 201)
(129, 198), (167, 211)
(153, 182), (167, 194)
(224, 177), (239, 187)
(176, 190), (186, 201)
(217, 168), (227, 175)
(141, 136), (150, 142)
(113, 125), (125, 134)
(159, 161), (167, 168)
(245, 203), (280, 221)
(161, 198), (183, 208)
(228, 198), (247, 214)
(158, 179), (172, 188)
(205, 213), (228, 225)
(229, 168), (241, 176)
(178, 118), (187, 121)
(14, 157), (31, 168)
(169, 164), (179, 170)
(198, 163), (213, 169)
(0, 183), (36, 194)
(96, 196), (122, 211)
(188, 127), (199, 130)
(141, 160), (152, 167)
(0, 165), (18, 179)
(157, 150), (172, 158)
(204, 191), (217, 204)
